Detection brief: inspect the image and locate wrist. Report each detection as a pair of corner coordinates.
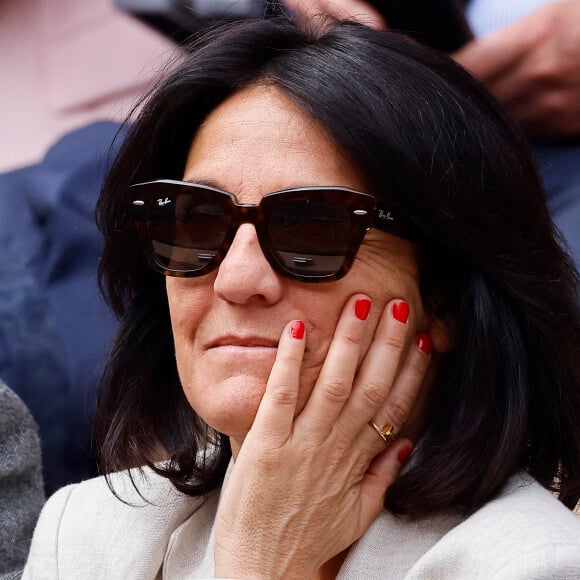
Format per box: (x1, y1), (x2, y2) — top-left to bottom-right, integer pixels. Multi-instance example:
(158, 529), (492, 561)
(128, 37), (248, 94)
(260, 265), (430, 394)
(215, 550), (316, 580)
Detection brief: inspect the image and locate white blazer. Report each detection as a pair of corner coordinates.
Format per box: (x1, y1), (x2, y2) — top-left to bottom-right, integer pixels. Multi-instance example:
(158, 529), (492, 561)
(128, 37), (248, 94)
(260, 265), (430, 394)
(23, 467), (580, 579)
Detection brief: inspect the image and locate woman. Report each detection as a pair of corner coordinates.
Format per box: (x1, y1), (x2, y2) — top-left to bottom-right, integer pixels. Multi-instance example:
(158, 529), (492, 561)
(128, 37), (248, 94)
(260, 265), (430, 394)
(24, 18), (580, 579)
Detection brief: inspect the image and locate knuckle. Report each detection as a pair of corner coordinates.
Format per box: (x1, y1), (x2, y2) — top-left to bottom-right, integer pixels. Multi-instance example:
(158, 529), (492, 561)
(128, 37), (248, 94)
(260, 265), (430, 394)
(321, 375), (352, 403)
(340, 329), (362, 348)
(530, 59), (562, 89)
(361, 379), (388, 407)
(381, 333), (406, 352)
(278, 350), (303, 366)
(255, 449), (284, 473)
(388, 394), (414, 426)
(404, 363), (427, 385)
(269, 386), (298, 407)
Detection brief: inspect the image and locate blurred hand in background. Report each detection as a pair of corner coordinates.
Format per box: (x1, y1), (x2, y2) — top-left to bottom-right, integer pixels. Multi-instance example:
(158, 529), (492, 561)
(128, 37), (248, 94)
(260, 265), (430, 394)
(284, 0), (580, 138)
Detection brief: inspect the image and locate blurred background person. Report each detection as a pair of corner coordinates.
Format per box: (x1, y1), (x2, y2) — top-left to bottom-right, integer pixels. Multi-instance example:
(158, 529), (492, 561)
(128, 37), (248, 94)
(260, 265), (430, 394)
(0, 0), (173, 493)
(0, 379), (44, 580)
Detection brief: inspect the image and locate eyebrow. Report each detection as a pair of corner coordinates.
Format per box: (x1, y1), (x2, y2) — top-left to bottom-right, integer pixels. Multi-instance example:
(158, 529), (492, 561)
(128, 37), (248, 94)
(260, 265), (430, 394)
(184, 178), (226, 190)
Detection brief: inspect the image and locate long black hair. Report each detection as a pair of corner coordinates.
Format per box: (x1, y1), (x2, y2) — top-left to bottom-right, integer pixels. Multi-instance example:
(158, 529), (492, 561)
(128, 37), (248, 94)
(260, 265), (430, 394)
(95, 17), (580, 515)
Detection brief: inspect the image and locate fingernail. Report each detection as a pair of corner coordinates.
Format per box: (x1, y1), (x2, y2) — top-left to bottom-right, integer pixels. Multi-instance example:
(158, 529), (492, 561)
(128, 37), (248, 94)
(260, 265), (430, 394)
(290, 320), (305, 340)
(417, 333), (431, 354)
(397, 445), (414, 465)
(355, 298), (372, 321)
(392, 301), (409, 324)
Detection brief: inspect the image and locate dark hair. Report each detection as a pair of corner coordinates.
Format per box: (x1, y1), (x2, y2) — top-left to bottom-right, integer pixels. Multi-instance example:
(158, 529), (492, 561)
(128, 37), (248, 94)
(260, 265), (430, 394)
(96, 17), (580, 515)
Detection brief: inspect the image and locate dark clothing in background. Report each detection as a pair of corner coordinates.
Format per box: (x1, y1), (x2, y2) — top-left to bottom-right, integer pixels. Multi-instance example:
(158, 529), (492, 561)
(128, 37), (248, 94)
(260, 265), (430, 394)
(0, 121), (123, 494)
(533, 140), (580, 274)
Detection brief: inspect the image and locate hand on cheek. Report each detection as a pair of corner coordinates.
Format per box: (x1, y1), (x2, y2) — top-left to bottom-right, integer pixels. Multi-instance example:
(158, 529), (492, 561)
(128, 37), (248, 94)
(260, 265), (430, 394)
(214, 294), (432, 580)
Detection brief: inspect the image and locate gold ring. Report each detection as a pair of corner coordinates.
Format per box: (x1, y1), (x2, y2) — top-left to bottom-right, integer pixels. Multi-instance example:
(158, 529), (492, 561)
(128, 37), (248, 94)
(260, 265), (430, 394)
(369, 422), (396, 446)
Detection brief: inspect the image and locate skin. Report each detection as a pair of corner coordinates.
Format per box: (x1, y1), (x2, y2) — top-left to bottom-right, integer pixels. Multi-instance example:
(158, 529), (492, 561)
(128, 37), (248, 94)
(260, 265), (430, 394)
(285, 0), (580, 137)
(283, 0), (386, 28)
(454, 1), (580, 136)
(166, 85), (450, 578)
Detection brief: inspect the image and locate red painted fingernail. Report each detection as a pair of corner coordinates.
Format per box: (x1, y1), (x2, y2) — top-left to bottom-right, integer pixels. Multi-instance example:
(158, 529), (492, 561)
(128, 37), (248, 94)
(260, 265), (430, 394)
(397, 445), (414, 465)
(290, 320), (305, 340)
(392, 301), (409, 324)
(417, 333), (431, 354)
(355, 298), (372, 321)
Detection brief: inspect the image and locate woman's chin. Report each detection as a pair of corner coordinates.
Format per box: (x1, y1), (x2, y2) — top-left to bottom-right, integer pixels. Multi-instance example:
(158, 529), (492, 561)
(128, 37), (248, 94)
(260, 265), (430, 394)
(180, 361), (319, 446)
(184, 373), (268, 440)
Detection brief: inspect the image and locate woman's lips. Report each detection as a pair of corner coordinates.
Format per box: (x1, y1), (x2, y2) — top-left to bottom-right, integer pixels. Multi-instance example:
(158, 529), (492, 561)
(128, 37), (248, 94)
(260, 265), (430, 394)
(208, 335), (279, 349)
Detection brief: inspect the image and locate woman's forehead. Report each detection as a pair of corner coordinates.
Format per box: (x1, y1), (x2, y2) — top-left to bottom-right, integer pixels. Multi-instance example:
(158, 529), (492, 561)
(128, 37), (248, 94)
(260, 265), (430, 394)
(182, 85), (371, 201)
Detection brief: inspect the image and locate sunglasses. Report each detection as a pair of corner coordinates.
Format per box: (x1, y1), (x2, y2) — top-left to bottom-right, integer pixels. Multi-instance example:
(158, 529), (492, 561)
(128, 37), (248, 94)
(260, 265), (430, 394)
(130, 179), (413, 282)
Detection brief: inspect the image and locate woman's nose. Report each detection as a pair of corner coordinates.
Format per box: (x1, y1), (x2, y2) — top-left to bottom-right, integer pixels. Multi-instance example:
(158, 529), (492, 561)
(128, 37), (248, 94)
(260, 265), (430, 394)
(213, 224), (284, 305)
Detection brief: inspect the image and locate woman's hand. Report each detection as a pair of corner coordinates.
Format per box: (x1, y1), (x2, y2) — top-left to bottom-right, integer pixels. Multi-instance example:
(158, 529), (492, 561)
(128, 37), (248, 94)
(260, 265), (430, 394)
(214, 295), (431, 580)
(454, 1), (580, 137)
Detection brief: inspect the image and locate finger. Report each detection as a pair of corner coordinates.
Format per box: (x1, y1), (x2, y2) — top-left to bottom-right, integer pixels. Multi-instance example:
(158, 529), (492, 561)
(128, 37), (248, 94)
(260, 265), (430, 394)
(286, 0), (386, 29)
(365, 332), (431, 449)
(285, 0), (338, 22)
(483, 70), (535, 111)
(358, 438), (414, 524)
(338, 299), (411, 435)
(297, 294), (372, 438)
(322, 0), (387, 29)
(453, 22), (531, 84)
(251, 320), (306, 447)
(471, 55), (567, 131)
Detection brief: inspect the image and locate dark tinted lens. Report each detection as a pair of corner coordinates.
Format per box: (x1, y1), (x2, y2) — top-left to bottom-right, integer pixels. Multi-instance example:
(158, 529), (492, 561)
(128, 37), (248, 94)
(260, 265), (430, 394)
(268, 199), (352, 276)
(149, 191), (231, 272)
